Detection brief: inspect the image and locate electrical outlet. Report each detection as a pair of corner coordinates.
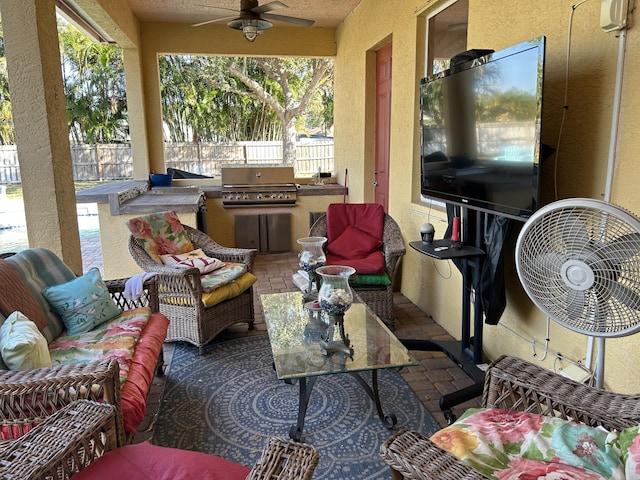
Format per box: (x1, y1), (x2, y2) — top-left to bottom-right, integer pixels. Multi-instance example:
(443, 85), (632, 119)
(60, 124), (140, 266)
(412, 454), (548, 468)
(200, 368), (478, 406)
(601, 0), (628, 32)
(560, 364), (591, 383)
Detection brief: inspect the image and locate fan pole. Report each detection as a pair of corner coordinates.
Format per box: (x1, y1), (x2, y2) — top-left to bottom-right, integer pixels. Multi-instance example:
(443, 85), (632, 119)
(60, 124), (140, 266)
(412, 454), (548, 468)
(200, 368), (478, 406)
(587, 28), (627, 387)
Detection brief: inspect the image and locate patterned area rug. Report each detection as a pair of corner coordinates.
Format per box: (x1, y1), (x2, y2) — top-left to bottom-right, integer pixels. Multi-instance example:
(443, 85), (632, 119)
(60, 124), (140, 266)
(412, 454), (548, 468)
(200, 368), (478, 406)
(153, 335), (440, 479)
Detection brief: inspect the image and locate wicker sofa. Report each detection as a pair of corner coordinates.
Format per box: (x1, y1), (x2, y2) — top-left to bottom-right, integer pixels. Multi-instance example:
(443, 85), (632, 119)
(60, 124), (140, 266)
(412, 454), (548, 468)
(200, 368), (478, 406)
(0, 400), (320, 480)
(380, 354), (640, 479)
(0, 248), (168, 445)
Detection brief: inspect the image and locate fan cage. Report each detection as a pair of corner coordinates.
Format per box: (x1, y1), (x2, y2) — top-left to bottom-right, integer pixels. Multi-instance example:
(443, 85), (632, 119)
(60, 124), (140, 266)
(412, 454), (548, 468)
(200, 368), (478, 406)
(516, 199), (640, 338)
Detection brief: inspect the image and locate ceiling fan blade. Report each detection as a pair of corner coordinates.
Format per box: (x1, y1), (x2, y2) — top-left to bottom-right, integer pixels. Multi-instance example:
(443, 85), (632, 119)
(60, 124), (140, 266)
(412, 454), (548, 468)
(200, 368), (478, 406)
(262, 13), (315, 27)
(252, 1), (288, 14)
(566, 288), (585, 320)
(558, 212), (590, 250)
(192, 15), (238, 27)
(598, 232), (640, 264)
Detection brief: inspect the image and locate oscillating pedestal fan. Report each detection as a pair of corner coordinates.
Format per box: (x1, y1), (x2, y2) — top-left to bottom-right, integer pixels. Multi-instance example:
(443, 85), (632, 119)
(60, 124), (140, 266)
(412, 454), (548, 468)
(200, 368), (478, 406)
(515, 197), (640, 388)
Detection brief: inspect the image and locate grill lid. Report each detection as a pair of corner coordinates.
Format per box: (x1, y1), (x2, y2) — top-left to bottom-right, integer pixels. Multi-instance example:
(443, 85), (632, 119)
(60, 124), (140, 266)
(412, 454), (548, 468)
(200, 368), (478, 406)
(221, 166), (295, 187)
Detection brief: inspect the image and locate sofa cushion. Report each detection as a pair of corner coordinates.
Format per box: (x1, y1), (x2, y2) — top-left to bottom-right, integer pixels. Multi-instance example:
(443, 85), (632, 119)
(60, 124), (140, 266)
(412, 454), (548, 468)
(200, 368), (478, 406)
(42, 268), (122, 336)
(48, 306), (150, 385)
(5, 248), (77, 342)
(0, 311), (52, 370)
(127, 210), (195, 263)
(430, 407), (624, 480)
(327, 225), (382, 259)
(0, 259), (49, 331)
(119, 312), (169, 434)
(71, 441), (251, 480)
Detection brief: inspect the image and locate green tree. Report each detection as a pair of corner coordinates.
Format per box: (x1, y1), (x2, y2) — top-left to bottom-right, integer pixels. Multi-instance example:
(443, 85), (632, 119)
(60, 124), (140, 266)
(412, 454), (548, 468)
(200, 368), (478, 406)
(227, 57), (333, 164)
(58, 21), (127, 143)
(0, 19), (14, 145)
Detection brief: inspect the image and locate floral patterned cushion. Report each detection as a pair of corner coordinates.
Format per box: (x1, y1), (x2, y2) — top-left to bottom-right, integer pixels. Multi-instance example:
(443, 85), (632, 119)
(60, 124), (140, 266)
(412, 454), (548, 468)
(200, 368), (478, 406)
(48, 307), (151, 385)
(127, 211), (195, 264)
(620, 425), (640, 478)
(200, 263), (248, 293)
(430, 408), (624, 480)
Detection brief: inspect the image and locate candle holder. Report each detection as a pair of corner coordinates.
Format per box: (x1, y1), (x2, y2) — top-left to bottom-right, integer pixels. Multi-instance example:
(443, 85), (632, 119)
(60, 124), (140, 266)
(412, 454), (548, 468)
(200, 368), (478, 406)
(316, 265), (355, 357)
(297, 237), (327, 301)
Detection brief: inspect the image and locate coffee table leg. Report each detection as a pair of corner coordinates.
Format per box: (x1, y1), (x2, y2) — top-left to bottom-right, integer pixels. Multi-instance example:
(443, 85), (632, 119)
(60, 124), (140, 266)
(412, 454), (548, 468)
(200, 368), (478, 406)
(349, 370), (397, 428)
(289, 376), (317, 441)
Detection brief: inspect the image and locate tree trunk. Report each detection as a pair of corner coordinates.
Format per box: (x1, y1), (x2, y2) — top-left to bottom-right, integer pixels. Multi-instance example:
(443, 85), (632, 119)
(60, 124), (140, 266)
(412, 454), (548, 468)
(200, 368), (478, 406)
(282, 119), (297, 165)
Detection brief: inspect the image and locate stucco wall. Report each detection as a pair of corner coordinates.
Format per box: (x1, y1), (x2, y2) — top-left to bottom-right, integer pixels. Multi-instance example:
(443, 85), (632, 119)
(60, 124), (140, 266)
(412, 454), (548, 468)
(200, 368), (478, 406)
(335, 0), (640, 393)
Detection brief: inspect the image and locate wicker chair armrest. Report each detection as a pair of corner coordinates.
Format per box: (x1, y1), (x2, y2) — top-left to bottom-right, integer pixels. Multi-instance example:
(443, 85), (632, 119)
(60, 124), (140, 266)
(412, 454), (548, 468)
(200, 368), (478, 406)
(0, 359), (125, 446)
(484, 355), (640, 431)
(308, 214), (328, 237)
(247, 437), (320, 480)
(380, 429), (488, 480)
(183, 225), (258, 271)
(106, 277), (160, 313)
(0, 400), (118, 479)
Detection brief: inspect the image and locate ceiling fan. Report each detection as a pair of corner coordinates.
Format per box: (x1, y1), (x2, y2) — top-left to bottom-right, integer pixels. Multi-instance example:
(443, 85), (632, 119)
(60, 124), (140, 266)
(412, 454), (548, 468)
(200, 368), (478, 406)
(193, 0), (315, 42)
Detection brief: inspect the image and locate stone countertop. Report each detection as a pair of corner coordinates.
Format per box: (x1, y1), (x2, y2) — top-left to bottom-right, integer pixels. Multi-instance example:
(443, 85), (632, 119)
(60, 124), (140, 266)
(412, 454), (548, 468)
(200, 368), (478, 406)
(76, 181), (346, 208)
(76, 181), (205, 215)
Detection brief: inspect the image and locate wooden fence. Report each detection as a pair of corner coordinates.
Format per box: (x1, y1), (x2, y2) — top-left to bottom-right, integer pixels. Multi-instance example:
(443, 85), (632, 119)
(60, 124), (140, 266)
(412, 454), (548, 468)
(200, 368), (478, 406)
(0, 140), (334, 183)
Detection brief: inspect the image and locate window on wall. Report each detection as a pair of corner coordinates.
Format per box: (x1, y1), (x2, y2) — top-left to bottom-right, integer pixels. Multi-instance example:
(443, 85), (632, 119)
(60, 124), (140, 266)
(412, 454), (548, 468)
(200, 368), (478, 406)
(425, 0), (468, 76)
(419, 0), (469, 205)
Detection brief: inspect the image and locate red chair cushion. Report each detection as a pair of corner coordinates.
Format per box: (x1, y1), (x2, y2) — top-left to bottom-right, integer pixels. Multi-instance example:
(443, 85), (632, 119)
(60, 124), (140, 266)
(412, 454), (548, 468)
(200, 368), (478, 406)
(326, 203), (384, 244)
(325, 204), (385, 274)
(326, 251), (385, 275)
(327, 225), (382, 259)
(72, 441), (252, 480)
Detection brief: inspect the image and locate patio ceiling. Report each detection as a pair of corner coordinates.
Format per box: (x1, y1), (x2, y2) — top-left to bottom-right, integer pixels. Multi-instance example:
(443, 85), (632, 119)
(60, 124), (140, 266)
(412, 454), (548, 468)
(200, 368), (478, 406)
(126, 0), (362, 29)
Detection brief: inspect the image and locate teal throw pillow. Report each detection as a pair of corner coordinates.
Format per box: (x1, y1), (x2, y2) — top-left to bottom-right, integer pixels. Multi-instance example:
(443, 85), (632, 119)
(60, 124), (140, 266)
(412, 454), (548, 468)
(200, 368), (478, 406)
(42, 268), (122, 336)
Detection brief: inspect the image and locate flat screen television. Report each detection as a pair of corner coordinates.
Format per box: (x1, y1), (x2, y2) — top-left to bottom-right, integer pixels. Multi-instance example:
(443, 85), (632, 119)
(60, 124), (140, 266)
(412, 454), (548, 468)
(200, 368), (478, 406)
(420, 36), (546, 221)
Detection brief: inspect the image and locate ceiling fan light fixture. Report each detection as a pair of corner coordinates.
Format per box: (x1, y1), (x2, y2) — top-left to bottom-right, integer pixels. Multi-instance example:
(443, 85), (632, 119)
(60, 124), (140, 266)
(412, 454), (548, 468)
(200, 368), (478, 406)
(228, 18), (273, 42)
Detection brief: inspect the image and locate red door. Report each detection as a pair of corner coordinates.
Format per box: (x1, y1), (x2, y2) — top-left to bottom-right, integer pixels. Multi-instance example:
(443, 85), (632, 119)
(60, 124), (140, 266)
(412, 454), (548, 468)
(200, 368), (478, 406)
(375, 42), (392, 212)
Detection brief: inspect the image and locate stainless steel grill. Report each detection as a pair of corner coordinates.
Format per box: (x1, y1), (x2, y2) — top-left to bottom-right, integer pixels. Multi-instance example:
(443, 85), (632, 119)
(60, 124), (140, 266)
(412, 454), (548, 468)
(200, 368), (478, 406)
(221, 166), (297, 207)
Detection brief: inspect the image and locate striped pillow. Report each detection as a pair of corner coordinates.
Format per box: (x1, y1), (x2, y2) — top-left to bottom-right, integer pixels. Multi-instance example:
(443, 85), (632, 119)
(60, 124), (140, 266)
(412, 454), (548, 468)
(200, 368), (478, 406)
(0, 259), (49, 332)
(5, 248), (77, 342)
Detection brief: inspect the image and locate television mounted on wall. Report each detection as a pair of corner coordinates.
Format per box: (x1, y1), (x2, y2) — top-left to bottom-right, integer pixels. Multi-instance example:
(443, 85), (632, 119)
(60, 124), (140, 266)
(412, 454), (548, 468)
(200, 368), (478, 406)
(420, 36), (546, 221)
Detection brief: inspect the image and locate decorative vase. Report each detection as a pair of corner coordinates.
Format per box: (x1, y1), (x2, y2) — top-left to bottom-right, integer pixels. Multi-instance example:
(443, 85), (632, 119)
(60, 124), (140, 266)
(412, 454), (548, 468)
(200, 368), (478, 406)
(316, 265), (356, 357)
(297, 237), (327, 301)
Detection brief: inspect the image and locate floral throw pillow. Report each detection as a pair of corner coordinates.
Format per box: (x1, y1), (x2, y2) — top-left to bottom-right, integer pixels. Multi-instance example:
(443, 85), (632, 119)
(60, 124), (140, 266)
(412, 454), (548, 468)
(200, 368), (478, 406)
(127, 211), (195, 263)
(430, 407), (624, 480)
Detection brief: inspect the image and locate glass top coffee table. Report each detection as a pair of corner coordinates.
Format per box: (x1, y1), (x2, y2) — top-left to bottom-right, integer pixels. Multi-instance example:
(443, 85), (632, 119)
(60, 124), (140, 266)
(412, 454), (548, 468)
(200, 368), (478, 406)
(261, 291), (418, 441)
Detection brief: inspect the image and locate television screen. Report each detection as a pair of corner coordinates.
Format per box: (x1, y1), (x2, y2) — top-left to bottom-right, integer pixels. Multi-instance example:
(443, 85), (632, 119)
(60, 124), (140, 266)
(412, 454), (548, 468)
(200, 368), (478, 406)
(420, 36), (546, 221)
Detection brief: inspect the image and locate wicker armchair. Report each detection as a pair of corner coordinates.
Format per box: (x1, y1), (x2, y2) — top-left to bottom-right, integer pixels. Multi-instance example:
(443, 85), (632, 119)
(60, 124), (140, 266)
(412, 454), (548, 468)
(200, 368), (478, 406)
(129, 224), (257, 354)
(0, 400), (320, 480)
(309, 212), (406, 329)
(380, 354), (640, 479)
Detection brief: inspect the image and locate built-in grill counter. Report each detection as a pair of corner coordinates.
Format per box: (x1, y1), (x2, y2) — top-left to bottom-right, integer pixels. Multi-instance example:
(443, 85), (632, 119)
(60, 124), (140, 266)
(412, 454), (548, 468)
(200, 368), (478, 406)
(75, 174), (346, 278)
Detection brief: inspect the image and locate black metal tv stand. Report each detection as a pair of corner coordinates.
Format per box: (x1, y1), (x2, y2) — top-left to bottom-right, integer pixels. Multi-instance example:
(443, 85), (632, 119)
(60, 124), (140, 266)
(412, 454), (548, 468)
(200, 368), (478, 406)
(403, 238), (486, 424)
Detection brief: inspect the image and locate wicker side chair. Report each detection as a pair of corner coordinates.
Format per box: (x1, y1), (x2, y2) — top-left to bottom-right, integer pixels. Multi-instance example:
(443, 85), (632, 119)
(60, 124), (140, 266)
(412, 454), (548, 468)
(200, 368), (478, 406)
(129, 224), (257, 354)
(380, 354), (640, 479)
(309, 212), (406, 329)
(0, 400), (320, 480)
